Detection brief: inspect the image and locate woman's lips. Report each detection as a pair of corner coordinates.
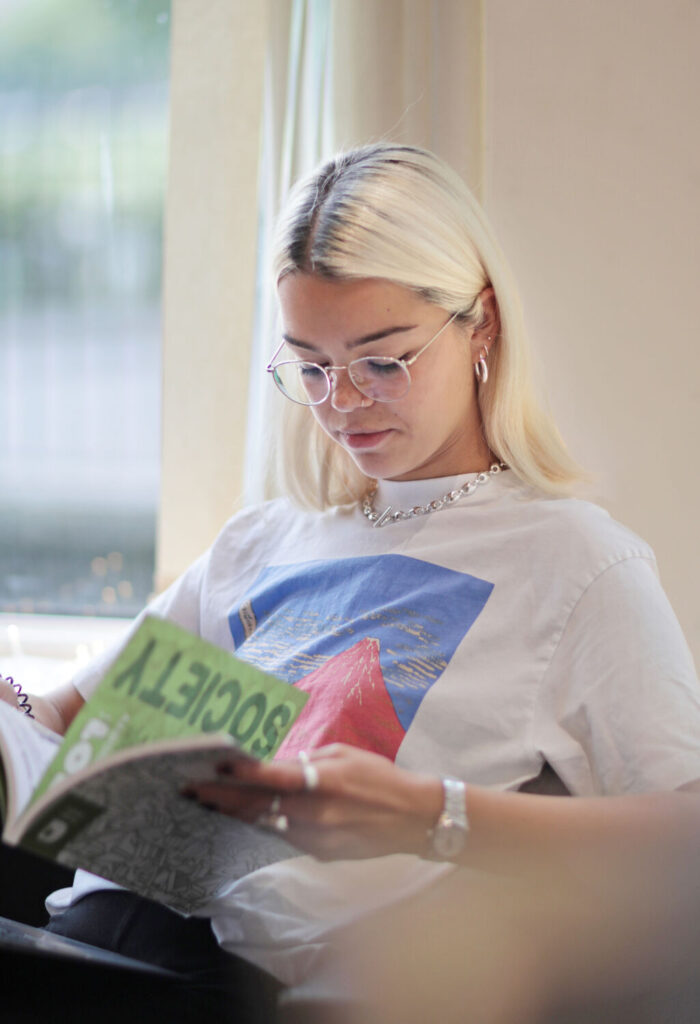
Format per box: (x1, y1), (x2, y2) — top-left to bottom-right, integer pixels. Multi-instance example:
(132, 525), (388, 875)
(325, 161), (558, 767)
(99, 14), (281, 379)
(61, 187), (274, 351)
(340, 429), (394, 450)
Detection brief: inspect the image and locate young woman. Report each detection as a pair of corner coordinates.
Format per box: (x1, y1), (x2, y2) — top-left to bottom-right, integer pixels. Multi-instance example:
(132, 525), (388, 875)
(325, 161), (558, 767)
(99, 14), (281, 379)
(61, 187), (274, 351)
(3, 144), (699, 1021)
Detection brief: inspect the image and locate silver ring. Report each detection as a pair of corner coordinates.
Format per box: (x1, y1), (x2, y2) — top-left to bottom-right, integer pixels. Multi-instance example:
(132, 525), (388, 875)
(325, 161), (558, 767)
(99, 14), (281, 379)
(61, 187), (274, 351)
(298, 751), (320, 791)
(256, 794), (289, 832)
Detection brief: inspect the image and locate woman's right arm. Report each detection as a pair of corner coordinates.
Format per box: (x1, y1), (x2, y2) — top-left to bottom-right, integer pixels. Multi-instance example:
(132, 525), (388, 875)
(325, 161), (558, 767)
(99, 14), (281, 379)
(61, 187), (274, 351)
(0, 679), (85, 735)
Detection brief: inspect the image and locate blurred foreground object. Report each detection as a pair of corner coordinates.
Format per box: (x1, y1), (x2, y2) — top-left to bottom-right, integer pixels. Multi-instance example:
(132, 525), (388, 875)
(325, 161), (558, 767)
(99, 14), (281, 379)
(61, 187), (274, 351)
(279, 832), (700, 1024)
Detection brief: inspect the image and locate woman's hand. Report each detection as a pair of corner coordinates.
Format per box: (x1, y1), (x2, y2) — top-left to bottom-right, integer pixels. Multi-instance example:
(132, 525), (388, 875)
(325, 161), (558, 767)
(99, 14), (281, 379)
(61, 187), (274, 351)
(183, 745), (700, 869)
(183, 743), (444, 860)
(0, 677), (83, 734)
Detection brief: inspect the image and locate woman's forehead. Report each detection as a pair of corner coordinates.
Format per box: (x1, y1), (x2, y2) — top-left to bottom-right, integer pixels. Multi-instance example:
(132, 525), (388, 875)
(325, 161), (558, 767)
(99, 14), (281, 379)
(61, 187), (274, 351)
(278, 273), (437, 342)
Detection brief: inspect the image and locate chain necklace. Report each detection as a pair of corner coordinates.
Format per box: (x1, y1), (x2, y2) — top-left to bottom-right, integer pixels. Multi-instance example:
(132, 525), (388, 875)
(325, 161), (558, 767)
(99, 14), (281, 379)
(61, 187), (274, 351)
(361, 462), (507, 528)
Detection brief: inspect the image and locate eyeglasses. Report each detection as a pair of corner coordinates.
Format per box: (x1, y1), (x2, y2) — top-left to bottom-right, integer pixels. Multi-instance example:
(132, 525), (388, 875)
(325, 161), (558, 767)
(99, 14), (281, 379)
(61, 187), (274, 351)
(266, 311), (459, 406)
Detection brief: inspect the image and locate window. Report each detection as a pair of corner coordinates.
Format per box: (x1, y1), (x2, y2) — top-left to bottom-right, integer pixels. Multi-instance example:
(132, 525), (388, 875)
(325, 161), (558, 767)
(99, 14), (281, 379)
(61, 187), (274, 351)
(0, 0), (171, 617)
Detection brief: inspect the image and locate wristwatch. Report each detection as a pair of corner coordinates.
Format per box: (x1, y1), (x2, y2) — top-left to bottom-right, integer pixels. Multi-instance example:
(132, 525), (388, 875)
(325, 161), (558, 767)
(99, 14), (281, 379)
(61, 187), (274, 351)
(429, 778), (469, 860)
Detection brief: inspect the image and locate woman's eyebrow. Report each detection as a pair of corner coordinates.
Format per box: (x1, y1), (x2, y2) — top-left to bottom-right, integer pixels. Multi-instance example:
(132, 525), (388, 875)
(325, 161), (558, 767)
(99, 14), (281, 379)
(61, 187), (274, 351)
(282, 324), (419, 352)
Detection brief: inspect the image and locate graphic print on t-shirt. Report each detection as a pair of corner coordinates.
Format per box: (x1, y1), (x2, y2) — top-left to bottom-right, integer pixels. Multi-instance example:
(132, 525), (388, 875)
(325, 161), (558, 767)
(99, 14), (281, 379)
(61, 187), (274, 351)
(228, 554), (493, 760)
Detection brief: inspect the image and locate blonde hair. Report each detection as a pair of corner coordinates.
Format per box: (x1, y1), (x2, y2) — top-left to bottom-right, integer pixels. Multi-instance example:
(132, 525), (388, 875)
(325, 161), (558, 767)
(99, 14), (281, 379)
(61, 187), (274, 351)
(270, 143), (583, 509)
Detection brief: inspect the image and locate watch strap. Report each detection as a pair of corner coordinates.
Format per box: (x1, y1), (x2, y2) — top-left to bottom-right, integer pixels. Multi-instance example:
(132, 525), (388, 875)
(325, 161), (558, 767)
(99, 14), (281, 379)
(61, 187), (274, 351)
(428, 777), (469, 860)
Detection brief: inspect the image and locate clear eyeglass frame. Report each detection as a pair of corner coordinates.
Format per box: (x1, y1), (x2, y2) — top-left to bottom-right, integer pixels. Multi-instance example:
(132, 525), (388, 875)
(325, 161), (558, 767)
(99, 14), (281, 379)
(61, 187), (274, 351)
(265, 311), (460, 406)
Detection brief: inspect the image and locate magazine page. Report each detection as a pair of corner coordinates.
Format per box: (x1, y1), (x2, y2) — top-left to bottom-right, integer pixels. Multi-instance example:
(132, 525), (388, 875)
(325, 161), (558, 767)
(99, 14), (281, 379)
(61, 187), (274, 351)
(30, 616), (308, 805)
(0, 702), (62, 826)
(14, 737), (299, 914)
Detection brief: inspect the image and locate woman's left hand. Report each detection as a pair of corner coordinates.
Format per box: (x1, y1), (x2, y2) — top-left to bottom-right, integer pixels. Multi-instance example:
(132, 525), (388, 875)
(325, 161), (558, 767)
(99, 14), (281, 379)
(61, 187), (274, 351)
(183, 743), (443, 860)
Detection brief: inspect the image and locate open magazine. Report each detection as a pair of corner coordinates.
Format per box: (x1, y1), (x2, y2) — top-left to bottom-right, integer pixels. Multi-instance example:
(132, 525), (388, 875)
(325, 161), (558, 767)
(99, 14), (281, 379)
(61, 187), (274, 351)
(0, 616), (308, 913)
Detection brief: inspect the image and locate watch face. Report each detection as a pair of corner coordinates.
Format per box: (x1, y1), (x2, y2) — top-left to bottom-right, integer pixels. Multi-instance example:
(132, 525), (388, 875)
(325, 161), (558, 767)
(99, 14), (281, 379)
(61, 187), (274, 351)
(433, 819), (467, 859)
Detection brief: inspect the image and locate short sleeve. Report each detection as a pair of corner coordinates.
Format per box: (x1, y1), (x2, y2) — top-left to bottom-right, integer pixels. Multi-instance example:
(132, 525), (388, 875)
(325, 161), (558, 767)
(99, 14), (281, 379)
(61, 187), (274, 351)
(533, 555), (700, 795)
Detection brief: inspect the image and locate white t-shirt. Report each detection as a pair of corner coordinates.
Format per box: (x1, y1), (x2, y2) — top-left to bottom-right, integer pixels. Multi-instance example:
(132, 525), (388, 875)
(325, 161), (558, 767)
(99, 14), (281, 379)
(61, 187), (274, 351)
(47, 471), (700, 984)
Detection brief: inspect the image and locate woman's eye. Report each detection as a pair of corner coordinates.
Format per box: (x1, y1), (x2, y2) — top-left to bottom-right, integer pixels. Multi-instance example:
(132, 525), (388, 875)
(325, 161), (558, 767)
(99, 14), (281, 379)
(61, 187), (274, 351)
(300, 363), (325, 378)
(366, 359), (403, 375)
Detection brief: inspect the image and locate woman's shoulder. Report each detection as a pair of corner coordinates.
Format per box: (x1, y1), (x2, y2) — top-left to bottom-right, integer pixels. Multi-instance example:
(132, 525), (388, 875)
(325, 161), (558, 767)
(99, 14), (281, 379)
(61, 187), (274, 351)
(502, 476), (655, 571)
(210, 494), (339, 553)
(222, 494), (298, 527)
(212, 495), (300, 543)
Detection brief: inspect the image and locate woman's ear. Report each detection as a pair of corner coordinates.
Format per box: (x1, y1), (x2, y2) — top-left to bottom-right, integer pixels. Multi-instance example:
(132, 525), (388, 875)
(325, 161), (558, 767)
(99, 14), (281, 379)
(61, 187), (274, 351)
(470, 286), (500, 362)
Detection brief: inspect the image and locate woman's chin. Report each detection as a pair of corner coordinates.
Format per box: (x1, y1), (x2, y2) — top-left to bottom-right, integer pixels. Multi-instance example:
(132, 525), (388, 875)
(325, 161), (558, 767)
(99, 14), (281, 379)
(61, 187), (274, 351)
(345, 447), (407, 481)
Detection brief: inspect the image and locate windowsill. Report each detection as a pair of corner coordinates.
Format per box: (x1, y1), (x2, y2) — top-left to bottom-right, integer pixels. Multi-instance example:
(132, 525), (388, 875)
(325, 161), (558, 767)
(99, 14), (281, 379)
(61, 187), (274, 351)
(0, 613), (130, 695)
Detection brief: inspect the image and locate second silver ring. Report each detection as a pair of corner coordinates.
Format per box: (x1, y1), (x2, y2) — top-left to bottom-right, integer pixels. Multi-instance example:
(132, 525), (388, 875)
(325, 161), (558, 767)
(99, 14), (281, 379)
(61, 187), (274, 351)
(298, 750), (320, 791)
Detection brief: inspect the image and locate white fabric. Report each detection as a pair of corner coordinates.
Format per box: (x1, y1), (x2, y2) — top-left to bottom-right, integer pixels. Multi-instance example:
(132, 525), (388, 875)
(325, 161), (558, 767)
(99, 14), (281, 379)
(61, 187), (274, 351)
(47, 471), (700, 984)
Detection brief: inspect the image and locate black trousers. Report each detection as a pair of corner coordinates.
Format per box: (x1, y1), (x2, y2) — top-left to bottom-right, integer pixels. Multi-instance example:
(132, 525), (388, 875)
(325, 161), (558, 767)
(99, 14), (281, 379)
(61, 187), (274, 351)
(43, 890), (284, 1024)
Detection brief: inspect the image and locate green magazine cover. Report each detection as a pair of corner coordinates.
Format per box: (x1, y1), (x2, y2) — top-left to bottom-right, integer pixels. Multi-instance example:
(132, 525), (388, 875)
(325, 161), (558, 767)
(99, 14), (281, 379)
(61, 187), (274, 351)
(0, 617), (308, 912)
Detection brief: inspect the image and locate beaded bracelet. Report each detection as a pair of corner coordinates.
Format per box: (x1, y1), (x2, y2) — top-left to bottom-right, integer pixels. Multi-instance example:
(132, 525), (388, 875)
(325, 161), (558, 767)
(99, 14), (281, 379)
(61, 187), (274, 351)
(1, 674), (34, 718)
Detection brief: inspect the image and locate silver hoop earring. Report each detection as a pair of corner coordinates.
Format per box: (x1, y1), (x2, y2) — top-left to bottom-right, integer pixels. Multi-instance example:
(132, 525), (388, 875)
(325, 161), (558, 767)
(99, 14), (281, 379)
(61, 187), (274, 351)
(474, 343), (489, 385)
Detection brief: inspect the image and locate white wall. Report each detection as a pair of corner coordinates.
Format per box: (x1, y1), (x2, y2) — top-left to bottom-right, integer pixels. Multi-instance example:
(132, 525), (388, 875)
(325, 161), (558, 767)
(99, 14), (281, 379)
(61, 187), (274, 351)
(484, 0), (700, 661)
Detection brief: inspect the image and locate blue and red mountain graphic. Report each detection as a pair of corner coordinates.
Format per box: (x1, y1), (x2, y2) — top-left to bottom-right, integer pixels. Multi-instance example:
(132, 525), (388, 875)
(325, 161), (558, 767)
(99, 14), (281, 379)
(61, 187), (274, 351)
(229, 553), (493, 755)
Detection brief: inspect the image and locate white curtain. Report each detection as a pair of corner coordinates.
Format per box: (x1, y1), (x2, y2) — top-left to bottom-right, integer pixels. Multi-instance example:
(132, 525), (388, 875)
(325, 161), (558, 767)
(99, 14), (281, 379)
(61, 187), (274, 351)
(244, 0), (482, 503)
(244, 0), (334, 504)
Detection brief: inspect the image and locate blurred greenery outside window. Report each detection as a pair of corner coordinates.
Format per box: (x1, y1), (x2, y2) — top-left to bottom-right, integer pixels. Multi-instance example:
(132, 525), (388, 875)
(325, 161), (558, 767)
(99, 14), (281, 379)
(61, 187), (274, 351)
(0, 0), (170, 618)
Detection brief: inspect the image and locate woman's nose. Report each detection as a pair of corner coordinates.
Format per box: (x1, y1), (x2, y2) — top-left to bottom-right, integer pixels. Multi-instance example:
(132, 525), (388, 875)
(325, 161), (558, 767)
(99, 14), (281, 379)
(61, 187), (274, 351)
(328, 369), (372, 411)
